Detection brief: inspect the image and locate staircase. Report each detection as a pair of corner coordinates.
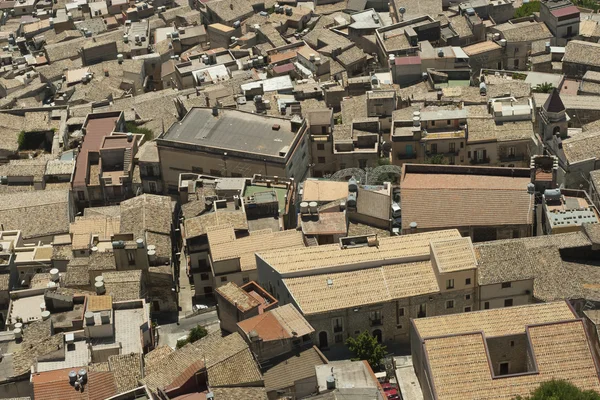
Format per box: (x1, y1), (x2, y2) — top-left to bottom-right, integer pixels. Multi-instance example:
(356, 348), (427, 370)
(122, 147), (132, 173)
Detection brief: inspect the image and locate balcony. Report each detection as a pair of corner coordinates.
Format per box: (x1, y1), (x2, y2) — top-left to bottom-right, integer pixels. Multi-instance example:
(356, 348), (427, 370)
(396, 152), (417, 160)
(417, 311), (426, 318)
(333, 325), (343, 333)
(499, 154), (525, 163)
(370, 317), (383, 326)
(470, 157), (491, 165)
(426, 150), (459, 157)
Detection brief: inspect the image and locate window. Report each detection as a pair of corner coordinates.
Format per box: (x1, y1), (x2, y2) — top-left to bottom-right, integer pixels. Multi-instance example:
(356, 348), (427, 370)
(317, 143), (325, 151)
(446, 300), (454, 309)
(501, 282), (512, 289)
(499, 362), (509, 375)
(446, 279), (454, 289)
(192, 167), (203, 173)
(449, 142), (455, 152)
(465, 278), (471, 285)
(406, 144), (413, 155)
(200, 273), (209, 280)
(149, 181), (157, 193)
(504, 298), (513, 307)
(430, 144), (438, 154)
(508, 146), (516, 156)
(460, 142), (464, 148)
(127, 251), (135, 265)
(484, 301), (490, 309)
(418, 303), (426, 318)
(318, 157), (326, 164)
(397, 324), (403, 329)
(567, 26), (572, 36)
(465, 294), (471, 301)
(210, 169), (222, 177)
(77, 191), (85, 201)
(333, 317), (343, 333)
(359, 159), (367, 169)
(431, 120), (436, 126)
(370, 311), (383, 325)
(513, 59), (519, 68)
(321, 126), (327, 134)
(467, 151), (471, 159)
(447, 120), (451, 125)
(464, 306), (472, 312)
(510, 340), (515, 347)
(152, 300), (160, 311)
(398, 307), (405, 317)
(220, 276), (227, 282)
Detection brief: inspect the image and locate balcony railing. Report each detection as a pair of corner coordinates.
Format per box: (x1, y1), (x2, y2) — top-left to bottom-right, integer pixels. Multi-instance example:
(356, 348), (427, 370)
(396, 152), (417, 160)
(333, 325), (343, 333)
(370, 317), (383, 326)
(426, 150), (459, 157)
(499, 154), (525, 162)
(470, 157), (491, 165)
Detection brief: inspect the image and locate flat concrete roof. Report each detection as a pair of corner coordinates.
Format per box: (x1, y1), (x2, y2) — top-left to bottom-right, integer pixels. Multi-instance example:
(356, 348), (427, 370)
(161, 108), (299, 157)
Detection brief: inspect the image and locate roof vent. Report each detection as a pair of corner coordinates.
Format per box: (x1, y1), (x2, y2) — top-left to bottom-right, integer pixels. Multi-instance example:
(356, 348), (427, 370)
(326, 278), (333, 287)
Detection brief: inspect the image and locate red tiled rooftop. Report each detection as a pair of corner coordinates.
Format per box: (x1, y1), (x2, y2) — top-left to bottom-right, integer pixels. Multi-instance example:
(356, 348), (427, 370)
(73, 115), (120, 186)
(395, 55), (421, 66)
(273, 63), (295, 74)
(32, 367), (117, 400)
(551, 5), (579, 18)
(238, 312), (292, 341)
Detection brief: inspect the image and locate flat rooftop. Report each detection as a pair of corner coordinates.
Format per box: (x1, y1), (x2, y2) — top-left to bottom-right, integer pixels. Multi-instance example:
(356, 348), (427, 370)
(161, 108), (299, 158)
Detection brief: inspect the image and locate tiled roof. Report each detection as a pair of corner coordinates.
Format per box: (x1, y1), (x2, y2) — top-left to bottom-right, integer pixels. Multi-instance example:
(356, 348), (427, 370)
(421, 314), (600, 400)
(400, 172), (533, 230)
(0, 190), (71, 240)
(210, 387), (267, 399)
(563, 131), (600, 163)
(302, 180), (349, 203)
(142, 332), (261, 392)
(258, 230), (461, 276)
(108, 353), (143, 394)
(207, 348), (263, 387)
(413, 301), (575, 338)
(102, 270), (143, 301)
(466, 118), (535, 143)
(208, 226), (305, 272)
(284, 260), (440, 315)
(564, 40), (600, 68)
(12, 320), (64, 376)
(87, 295), (112, 312)
(497, 21), (552, 42)
(120, 194), (172, 238)
(184, 210), (248, 239)
(143, 345), (173, 377)
(431, 237), (477, 273)
(264, 346), (327, 391)
(32, 367), (117, 400)
(215, 282), (260, 312)
(237, 304), (314, 341)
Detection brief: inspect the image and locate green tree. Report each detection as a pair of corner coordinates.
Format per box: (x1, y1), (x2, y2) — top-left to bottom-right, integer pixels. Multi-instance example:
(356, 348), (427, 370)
(345, 331), (387, 370)
(514, 1), (541, 18)
(176, 324), (208, 349)
(532, 82), (554, 93)
(513, 379), (600, 400)
(125, 122), (154, 141)
(425, 154), (447, 165)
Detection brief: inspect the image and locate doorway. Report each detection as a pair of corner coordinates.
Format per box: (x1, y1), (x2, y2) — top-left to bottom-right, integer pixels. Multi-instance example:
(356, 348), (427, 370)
(318, 331), (328, 349)
(373, 329), (382, 343)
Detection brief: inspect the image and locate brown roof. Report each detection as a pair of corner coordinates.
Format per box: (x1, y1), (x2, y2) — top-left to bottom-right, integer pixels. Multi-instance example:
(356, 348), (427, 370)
(87, 295), (112, 311)
(264, 346), (328, 391)
(416, 302), (600, 400)
(237, 304), (314, 341)
(108, 353), (143, 393)
(216, 282), (260, 312)
(302, 180), (349, 203)
(73, 114), (120, 186)
(401, 172), (533, 230)
(32, 367), (117, 400)
(210, 387), (267, 399)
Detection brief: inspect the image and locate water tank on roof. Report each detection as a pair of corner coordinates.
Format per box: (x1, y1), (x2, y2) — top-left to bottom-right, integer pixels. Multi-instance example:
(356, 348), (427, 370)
(95, 281), (105, 295)
(347, 192), (357, 208)
(78, 369), (87, 384)
(326, 375), (336, 390)
(85, 311), (95, 325)
(544, 188), (561, 201)
(95, 275), (104, 283)
(13, 328), (21, 340)
(308, 201), (318, 213)
(479, 82), (487, 95)
(69, 370), (77, 384)
(50, 268), (59, 282)
(41, 310), (51, 320)
(136, 238), (144, 248)
(348, 177), (358, 192)
(300, 201), (309, 213)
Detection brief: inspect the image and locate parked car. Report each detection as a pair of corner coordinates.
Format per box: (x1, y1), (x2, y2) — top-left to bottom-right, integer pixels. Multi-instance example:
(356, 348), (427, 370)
(391, 202), (401, 218)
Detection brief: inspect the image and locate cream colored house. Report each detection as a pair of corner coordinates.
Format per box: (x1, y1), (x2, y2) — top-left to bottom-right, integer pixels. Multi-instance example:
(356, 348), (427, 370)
(256, 230), (478, 348)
